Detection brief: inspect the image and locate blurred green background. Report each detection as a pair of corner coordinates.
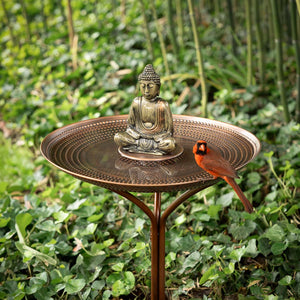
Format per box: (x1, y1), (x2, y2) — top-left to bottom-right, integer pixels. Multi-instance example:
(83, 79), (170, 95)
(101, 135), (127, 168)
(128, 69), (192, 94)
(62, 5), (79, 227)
(0, 0), (300, 299)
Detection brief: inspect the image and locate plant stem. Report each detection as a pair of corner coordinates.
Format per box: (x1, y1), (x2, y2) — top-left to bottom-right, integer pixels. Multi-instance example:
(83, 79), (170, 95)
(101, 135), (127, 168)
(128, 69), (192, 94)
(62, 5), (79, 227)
(149, 0), (173, 94)
(270, 0), (291, 123)
(267, 0), (275, 51)
(187, 0), (208, 117)
(138, 0), (154, 61)
(66, 0), (77, 70)
(246, 0), (254, 86)
(167, 0), (179, 58)
(66, 0), (75, 50)
(267, 155), (291, 198)
(175, 0), (184, 49)
(214, 0), (221, 15)
(254, 0), (265, 88)
(41, 0), (48, 34)
(120, 0), (126, 24)
(290, 0), (300, 122)
(0, 0), (18, 47)
(226, 0), (237, 56)
(20, 0), (31, 42)
(297, 0), (300, 15)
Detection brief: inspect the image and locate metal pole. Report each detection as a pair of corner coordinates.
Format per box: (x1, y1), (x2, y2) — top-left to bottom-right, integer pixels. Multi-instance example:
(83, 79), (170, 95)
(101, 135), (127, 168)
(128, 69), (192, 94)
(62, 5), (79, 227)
(113, 184), (216, 299)
(111, 190), (160, 299)
(158, 183), (217, 299)
(153, 192), (162, 299)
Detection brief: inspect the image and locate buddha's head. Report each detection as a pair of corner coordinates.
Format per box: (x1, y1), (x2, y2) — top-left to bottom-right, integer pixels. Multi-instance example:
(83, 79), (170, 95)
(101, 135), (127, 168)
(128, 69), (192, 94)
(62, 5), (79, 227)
(138, 64), (160, 100)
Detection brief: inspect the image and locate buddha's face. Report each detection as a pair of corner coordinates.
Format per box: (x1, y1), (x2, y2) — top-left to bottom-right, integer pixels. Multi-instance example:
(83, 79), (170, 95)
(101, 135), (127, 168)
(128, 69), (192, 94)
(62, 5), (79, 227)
(140, 80), (160, 100)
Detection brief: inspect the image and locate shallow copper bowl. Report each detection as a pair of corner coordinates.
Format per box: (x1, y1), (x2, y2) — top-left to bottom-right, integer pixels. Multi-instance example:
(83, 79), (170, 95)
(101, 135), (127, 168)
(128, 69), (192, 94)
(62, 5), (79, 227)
(41, 115), (261, 192)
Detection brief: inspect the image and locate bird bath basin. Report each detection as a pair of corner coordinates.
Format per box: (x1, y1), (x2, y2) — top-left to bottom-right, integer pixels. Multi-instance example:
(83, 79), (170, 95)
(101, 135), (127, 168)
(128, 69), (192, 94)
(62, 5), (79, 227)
(41, 114), (260, 299)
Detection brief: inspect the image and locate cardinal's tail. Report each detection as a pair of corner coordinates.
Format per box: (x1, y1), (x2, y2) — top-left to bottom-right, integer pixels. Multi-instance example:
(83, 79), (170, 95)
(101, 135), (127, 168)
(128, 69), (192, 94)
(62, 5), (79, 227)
(224, 176), (253, 213)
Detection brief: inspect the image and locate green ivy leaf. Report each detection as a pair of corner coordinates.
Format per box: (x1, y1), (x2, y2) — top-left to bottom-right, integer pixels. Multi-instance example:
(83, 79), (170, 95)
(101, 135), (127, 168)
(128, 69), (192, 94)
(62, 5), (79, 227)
(91, 280), (105, 291)
(271, 242), (288, 255)
(87, 213), (104, 222)
(286, 204), (300, 217)
(278, 275), (293, 286)
(229, 246), (246, 262)
(80, 223), (97, 236)
(175, 214), (186, 226)
(135, 218), (145, 232)
(65, 278), (86, 294)
(179, 251), (200, 274)
(258, 238), (271, 256)
(199, 264), (218, 285)
(102, 290), (112, 300)
(245, 239), (258, 256)
(36, 220), (61, 232)
(112, 280), (125, 297)
(207, 205), (222, 219)
(223, 262), (235, 275)
(229, 220), (256, 240)
(165, 252), (176, 268)
(216, 192), (233, 207)
(15, 242), (57, 265)
(112, 262), (124, 272)
(15, 212), (33, 243)
(264, 224), (285, 242)
(0, 217), (10, 228)
(107, 273), (122, 285)
(53, 211), (70, 223)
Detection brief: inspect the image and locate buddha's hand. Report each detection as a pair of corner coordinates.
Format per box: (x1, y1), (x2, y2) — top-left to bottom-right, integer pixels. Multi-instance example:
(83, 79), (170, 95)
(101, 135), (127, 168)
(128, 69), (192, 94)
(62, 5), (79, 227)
(153, 132), (169, 142)
(126, 127), (140, 139)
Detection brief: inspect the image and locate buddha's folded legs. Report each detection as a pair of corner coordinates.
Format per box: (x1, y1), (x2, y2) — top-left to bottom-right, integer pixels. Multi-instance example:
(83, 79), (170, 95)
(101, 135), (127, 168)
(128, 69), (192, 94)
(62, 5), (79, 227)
(114, 131), (138, 147)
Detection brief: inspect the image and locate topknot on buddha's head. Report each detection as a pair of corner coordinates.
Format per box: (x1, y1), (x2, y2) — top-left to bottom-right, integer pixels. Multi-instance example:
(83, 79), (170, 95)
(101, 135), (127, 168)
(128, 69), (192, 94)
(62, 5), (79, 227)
(138, 64), (161, 86)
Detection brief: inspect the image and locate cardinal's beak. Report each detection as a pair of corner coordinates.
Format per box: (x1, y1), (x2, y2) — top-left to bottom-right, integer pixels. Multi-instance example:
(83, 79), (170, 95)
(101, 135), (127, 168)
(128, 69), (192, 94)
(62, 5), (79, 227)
(199, 144), (206, 152)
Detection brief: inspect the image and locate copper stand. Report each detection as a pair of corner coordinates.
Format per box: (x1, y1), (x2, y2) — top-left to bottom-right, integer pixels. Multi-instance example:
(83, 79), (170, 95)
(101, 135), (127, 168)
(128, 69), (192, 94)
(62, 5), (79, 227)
(112, 188), (211, 299)
(41, 115), (260, 299)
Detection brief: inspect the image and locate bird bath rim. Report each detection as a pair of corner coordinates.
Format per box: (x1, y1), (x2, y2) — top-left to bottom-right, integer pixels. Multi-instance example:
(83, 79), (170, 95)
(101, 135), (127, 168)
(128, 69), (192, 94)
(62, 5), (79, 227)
(40, 114), (261, 193)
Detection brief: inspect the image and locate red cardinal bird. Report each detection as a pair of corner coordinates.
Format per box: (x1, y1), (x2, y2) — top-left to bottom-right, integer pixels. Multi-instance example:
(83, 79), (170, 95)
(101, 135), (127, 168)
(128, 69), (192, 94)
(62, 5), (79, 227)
(193, 140), (253, 213)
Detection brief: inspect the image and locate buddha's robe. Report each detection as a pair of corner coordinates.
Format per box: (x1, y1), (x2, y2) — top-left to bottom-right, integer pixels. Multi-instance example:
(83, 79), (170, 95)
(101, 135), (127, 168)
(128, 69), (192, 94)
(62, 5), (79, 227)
(114, 97), (176, 155)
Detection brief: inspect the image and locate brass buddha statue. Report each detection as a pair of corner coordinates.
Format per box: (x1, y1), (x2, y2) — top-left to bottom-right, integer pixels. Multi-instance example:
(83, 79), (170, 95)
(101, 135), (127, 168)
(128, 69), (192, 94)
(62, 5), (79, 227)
(114, 64), (176, 155)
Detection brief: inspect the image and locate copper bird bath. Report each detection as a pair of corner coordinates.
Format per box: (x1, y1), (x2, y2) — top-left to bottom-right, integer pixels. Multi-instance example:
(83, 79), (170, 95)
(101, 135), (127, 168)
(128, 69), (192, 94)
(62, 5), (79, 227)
(41, 114), (260, 299)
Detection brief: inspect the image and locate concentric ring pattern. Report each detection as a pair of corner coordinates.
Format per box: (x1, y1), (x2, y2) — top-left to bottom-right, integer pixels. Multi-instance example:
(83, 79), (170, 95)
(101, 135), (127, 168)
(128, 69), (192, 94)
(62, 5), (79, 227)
(41, 115), (260, 192)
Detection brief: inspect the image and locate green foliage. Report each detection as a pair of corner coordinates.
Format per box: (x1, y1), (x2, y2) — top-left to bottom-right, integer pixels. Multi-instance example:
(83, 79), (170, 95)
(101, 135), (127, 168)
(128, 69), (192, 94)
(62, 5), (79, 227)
(0, 0), (300, 299)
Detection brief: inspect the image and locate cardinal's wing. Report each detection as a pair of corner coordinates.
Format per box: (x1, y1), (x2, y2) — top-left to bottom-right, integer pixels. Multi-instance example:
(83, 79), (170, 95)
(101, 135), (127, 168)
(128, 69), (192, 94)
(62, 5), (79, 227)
(201, 152), (239, 179)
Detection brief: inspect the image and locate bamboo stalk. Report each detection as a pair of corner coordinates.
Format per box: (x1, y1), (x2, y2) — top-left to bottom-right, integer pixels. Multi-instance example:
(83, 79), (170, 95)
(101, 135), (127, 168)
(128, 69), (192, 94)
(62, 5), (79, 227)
(19, 0), (31, 42)
(0, 0), (18, 47)
(41, 0), (48, 34)
(187, 0), (208, 117)
(246, 0), (254, 86)
(267, 0), (275, 50)
(214, 0), (221, 15)
(254, 0), (265, 88)
(226, 0), (237, 56)
(66, 0), (74, 49)
(149, 0), (173, 94)
(175, 0), (184, 49)
(167, 0), (179, 58)
(138, 0), (154, 61)
(270, 0), (290, 123)
(120, 0), (126, 24)
(297, 0), (300, 15)
(66, 0), (77, 70)
(285, 0), (292, 44)
(290, 0), (300, 122)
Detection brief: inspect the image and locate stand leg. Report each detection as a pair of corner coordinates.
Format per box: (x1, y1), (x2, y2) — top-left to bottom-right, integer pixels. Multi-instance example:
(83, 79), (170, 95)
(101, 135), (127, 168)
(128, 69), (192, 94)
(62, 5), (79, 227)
(151, 192), (161, 300)
(158, 185), (214, 299)
(158, 216), (166, 300)
(112, 185), (213, 299)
